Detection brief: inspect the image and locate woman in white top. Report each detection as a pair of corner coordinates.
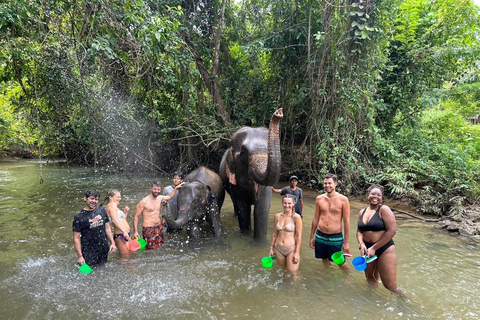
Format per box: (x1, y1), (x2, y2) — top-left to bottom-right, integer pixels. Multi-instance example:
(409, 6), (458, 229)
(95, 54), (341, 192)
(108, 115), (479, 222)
(102, 189), (131, 255)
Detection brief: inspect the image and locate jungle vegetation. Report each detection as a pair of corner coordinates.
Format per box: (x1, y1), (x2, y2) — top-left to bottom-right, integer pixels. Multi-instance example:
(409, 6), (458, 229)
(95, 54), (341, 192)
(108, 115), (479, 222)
(1, 0), (479, 215)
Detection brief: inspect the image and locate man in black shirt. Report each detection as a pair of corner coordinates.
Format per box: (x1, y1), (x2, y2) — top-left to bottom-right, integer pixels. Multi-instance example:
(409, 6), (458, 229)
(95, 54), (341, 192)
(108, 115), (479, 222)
(273, 175), (304, 217)
(73, 190), (116, 267)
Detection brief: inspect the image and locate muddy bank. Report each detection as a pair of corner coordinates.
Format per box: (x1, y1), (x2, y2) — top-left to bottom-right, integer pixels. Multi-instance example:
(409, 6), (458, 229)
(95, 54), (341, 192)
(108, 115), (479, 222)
(435, 205), (480, 236)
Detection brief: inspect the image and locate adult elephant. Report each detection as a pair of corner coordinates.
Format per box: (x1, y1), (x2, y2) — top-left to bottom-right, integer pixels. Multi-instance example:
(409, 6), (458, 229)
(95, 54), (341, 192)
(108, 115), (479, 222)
(219, 108), (283, 242)
(162, 166), (225, 238)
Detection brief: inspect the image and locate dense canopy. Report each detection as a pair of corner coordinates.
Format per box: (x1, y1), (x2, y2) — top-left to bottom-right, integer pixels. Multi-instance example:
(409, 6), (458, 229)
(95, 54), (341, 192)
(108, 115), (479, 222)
(1, 0), (479, 215)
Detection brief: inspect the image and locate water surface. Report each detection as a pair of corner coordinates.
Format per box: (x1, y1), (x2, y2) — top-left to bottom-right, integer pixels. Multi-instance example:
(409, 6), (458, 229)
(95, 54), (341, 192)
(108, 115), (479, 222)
(0, 160), (479, 319)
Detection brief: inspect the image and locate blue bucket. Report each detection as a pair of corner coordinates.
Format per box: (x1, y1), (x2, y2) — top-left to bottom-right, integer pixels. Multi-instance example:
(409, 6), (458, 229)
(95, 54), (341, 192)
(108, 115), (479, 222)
(352, 256), (367, 271)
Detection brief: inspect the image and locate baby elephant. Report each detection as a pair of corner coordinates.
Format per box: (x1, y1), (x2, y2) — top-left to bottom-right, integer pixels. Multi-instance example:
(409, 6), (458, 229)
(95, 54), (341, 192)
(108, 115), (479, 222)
(162, 167), (225, 238)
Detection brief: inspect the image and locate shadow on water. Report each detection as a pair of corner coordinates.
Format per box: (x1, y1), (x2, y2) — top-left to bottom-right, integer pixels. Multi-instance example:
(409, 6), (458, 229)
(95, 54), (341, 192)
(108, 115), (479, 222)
(1, 160), (480, 319)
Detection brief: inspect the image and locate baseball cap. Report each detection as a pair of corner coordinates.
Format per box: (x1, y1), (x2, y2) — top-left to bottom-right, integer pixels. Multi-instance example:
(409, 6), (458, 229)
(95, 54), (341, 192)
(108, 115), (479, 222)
(289, 175), (299, 181)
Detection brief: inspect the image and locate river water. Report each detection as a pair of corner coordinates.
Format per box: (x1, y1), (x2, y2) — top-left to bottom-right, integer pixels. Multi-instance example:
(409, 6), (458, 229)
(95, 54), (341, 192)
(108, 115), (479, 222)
(0, 159), (479, 319)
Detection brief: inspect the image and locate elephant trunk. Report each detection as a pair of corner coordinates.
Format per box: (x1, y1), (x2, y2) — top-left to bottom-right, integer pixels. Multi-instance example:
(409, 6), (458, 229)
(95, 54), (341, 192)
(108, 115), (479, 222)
(259, 108), (283, 186)
(162, 192), (192, 230)
(163, 205), (191, 229)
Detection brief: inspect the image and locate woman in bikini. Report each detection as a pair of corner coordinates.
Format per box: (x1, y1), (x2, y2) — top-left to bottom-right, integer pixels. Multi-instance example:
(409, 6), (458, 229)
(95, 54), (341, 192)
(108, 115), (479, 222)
(356, 184), (401, 294)
(102, 189), (131, 255)
(268, 194), (303, 274)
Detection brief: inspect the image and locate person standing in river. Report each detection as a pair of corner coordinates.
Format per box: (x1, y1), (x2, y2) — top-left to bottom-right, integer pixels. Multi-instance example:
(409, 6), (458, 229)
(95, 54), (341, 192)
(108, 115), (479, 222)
(162, 171), (184, 233)
(101, 189), (132, 255)
(133, 181), (184, 249)
(73, 190), (116, 267)
(357, 184), (401, 294)
(268, 194), (303, 274)
(309, 173), (351, 266)
(272, 175), (304, 218)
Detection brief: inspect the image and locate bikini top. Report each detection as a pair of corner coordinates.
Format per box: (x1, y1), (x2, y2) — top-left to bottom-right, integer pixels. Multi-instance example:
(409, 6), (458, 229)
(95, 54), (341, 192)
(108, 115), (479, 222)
(276, 216), (295, 232)
(357, 205), (386, 232)
(116, 209), (126, 220)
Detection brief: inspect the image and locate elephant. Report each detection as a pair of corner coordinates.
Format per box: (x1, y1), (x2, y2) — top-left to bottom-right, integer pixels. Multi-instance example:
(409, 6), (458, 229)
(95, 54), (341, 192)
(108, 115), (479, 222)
(219, 108), (283, 242)
(162, 166), (225, 238)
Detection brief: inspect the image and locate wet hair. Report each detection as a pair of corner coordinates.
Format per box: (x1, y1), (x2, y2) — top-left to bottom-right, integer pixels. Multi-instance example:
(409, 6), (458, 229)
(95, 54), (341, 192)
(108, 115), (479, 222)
(367, 184), (384, 196)
(84, 190), (100, 199)
(100, 189), (120, 207)
(152, 181), (161, 187)
(173, 171), (184, 180)
(282, 193), (297, 203)
(324, 173), (338, 183)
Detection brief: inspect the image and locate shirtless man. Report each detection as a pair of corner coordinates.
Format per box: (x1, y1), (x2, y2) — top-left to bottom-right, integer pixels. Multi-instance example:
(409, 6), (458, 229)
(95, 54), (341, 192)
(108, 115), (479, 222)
(133, 181), (184, 249)
(309, 173), (351, 266)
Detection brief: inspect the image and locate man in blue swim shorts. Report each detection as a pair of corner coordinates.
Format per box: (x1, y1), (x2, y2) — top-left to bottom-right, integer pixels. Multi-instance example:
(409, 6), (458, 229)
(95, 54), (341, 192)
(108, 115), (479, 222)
(309, 173), (351, 267)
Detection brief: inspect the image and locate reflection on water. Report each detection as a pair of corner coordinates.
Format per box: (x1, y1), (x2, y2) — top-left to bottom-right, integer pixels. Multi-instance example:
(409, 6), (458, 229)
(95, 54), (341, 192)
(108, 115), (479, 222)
(1, 160), (479, 319)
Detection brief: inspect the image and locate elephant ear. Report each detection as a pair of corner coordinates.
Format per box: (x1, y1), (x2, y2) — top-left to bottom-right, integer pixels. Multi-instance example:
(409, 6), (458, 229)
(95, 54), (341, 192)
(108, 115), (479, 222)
(206, 186), (214, 203)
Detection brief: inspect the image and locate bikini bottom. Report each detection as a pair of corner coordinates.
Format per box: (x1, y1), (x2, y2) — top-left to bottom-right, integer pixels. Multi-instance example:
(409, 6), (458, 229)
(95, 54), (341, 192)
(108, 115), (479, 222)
(364, 239), (394, 258)
(113, 233), (130, 241)
(274, 243), (296, 256)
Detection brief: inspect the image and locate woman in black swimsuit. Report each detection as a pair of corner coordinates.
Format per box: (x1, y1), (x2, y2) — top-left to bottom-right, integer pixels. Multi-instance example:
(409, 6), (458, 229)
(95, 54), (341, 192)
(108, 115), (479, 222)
(356, 184), (401, 294)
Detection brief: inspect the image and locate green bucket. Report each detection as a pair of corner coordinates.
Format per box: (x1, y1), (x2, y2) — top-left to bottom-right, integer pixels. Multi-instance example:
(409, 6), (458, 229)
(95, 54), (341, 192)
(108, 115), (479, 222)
(136, 238), (147, 250)
(76, 262), (93, 274)
(261, 255), (276, 268)
(331, 250), (345, 265)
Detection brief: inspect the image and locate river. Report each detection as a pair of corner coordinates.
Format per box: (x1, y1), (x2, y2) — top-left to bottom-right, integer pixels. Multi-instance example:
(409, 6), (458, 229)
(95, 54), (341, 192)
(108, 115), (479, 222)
(0, 159), (479, 319)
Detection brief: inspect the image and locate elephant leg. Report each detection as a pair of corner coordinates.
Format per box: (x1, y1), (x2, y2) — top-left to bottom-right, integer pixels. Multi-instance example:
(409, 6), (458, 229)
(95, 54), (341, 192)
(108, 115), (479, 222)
(187, 223), (201, 238)
(207, 203), (224, 237)
(231, 185), (252, 233)
(253, 185), (272, 242)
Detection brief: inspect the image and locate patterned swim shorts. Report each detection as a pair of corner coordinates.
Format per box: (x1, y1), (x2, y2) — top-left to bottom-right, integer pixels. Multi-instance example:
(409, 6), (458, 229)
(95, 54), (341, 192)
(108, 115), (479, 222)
(142, 225), (164, 249)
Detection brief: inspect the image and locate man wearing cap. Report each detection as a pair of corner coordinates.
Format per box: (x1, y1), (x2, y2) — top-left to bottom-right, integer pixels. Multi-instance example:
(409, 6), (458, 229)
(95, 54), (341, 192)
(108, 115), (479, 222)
(273, 175), (304, 217)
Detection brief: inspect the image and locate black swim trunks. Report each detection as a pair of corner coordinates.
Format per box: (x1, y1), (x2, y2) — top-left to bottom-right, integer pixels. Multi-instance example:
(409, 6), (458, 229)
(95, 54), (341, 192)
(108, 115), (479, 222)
(314, 229), (344, 260)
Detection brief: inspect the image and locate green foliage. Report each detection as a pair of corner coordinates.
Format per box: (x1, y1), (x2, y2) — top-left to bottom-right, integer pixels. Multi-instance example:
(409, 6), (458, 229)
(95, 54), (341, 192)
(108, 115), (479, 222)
(0, 81), (36, 156)
(1, 0), (480, 214)
(369, 82), (480, 214)
(376, 0), (480, 133)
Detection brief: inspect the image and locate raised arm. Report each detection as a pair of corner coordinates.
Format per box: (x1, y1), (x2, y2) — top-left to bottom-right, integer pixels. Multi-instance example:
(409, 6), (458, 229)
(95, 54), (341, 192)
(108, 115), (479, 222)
(162, 182), (185, 201)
